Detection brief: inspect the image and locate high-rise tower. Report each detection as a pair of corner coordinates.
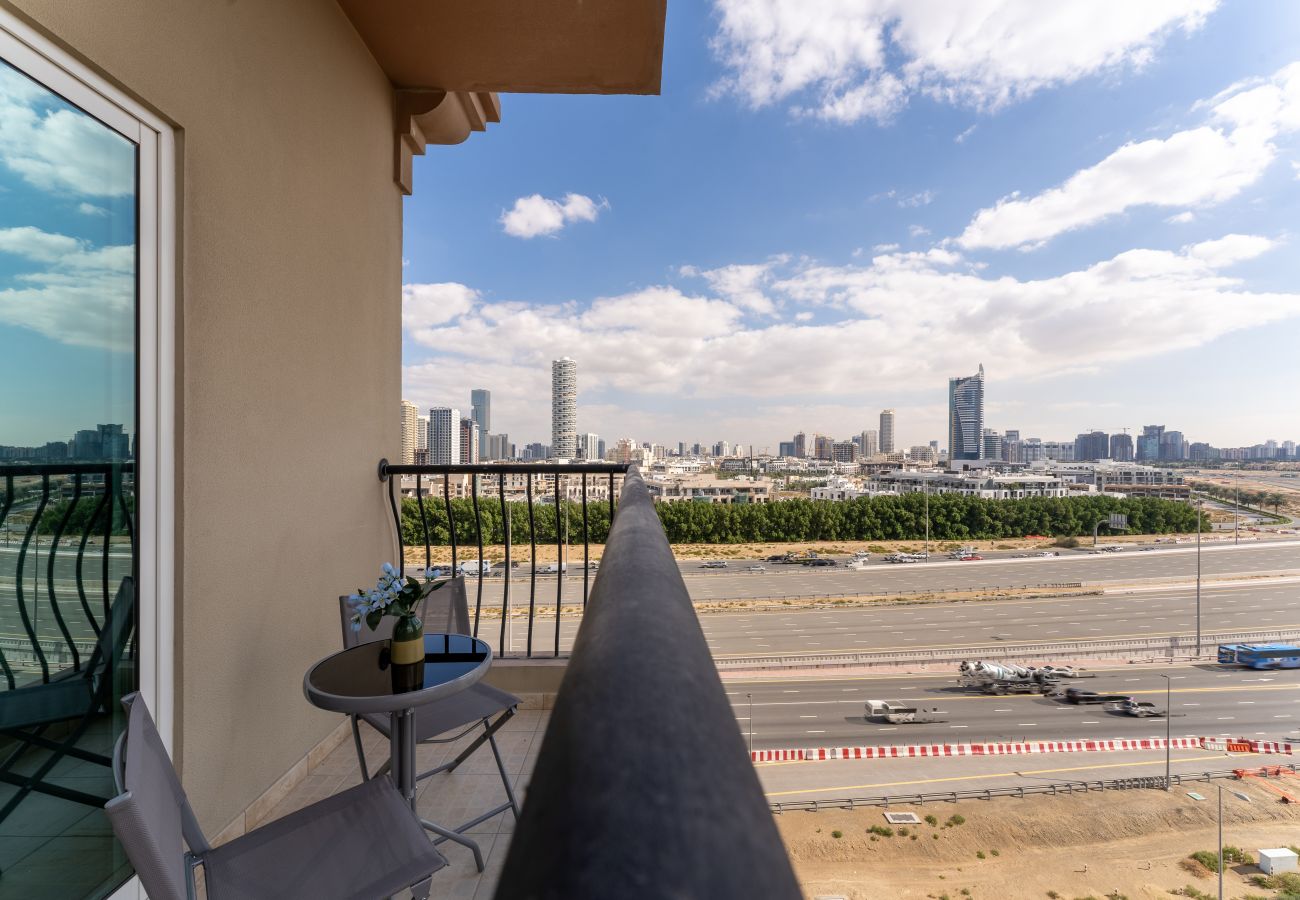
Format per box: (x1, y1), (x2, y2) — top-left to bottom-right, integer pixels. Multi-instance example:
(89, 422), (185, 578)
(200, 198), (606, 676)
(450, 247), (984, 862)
(551, 357), (577, 460)
(428, 407), (460, 465)
(879, 409), (896, 454)
(470, 388), (491, 434)
(399, 399), (419, 464)
(947, 364), (985, 462)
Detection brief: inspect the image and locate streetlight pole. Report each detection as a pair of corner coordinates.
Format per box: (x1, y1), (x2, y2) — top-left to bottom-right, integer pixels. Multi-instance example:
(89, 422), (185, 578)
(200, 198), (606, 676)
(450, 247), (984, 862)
(747, 692), (753, 754)
(1196, 500), (1203, 656)
(924, 479), (930, 559)
(1159, 674), (1172, 791)
(1234, 472), (1239, 546)
(1218, 784), (1223, 900)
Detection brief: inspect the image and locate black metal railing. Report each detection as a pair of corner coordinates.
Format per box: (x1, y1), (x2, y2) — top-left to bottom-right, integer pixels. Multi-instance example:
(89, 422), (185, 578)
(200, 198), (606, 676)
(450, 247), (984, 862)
(494, 465), (800, 899)
(378, 460), (630, 659)
(0, 462), (134, 690)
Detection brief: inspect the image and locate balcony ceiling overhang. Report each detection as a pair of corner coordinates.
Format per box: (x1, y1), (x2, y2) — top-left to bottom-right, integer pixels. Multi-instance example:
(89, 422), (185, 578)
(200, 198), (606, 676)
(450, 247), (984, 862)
(339, 0), (666, 95)
(338, 1), (666, 194)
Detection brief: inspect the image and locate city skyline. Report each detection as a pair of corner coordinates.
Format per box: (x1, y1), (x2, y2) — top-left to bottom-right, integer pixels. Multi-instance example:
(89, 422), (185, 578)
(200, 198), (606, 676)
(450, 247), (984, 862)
(409, 362), (1294, 461)
(401, 2), (1300, 451)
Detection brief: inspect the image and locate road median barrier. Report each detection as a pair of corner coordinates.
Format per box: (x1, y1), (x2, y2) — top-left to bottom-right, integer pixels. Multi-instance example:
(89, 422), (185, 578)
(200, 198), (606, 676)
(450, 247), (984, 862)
(751, 736), (1295, 764)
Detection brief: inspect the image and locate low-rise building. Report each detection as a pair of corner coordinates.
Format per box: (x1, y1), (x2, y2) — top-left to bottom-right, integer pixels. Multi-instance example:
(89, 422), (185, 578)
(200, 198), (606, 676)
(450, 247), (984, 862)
(644, 474), (771, 504)
(865, 469), (1070, 499)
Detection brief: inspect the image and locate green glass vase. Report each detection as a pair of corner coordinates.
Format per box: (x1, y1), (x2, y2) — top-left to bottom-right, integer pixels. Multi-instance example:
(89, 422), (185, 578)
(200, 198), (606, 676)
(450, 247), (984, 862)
(390, 612), (425, 693)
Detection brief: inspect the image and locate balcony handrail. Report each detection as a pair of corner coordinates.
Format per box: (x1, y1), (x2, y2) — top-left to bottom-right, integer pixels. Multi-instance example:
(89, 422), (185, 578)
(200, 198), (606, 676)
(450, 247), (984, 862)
(381, 461), (630, 476)
(494, 465), (801, 899)
(378, 460), (631, 658)
(0, 462), (134, 690)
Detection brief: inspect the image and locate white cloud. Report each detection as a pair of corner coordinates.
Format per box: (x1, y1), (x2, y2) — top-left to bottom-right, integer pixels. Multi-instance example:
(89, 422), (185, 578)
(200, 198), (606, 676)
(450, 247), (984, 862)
(1184, 233), (1275, 267)
(955, 124), (978, 144)
(1165, 210), (1196, 224)
(897, 190), (936, 208)
(908, 224), (931, 238)
(0, 64), (135, 197)
(0, 226), (134, 351)
(499, 192), (608, 239)
(402, 282), (478, 344)
(958, 61), (1300, 250)
(77, 202), (108, 217)
(872, 242), (900, 252)
(678, 258), (787, 315)
(710, 0), (1216, 123)
(403, 236), (1296, 441)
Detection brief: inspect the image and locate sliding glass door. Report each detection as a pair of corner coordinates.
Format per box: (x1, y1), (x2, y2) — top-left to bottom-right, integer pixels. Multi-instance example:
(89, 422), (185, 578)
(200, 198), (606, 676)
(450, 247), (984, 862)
(0, 22), (167, 899)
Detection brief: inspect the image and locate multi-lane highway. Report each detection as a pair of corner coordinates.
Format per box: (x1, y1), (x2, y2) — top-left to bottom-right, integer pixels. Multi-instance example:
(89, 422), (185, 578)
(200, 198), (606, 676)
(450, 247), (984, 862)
(700, 579), (1300, 659)
(681, 541), (1300, 601)
(726, 664), (1300, 749)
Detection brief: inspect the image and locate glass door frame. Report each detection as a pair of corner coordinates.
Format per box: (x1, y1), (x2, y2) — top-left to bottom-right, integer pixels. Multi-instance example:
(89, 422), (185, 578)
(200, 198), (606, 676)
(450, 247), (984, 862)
(1, 13), (175, 898)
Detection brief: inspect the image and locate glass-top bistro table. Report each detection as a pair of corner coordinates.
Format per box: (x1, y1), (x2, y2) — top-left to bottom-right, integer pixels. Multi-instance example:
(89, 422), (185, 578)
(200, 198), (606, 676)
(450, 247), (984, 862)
(304, 632), (492, 870)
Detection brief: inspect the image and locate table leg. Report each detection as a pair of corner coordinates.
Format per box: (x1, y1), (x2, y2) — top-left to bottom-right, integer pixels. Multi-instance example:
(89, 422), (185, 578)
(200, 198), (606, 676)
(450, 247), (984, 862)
(393, 707), (485, 872)
(391, 708), (418, 809)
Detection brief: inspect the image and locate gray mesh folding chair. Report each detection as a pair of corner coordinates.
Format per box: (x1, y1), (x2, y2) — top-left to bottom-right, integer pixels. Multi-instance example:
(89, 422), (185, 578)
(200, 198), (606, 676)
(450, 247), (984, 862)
(0, 576), (134, 832)
(339, 577), (521, 835)
(105, 692), (446, 900)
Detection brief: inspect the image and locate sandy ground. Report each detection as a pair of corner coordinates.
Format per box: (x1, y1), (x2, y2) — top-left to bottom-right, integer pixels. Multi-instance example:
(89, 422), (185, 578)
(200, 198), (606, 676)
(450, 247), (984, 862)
(402, 533), (1225, 567)
(778, 778), (1300, 899)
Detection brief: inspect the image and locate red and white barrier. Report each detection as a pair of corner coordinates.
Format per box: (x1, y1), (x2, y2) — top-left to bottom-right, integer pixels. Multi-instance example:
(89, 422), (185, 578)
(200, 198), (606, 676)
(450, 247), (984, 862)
(752, 736), (1224, 764)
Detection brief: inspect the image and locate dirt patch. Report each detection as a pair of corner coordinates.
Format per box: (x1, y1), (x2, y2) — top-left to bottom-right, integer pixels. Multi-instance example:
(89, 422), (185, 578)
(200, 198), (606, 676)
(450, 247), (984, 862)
(778, 780), (1300, 899)
(402, 534), (1221, 568)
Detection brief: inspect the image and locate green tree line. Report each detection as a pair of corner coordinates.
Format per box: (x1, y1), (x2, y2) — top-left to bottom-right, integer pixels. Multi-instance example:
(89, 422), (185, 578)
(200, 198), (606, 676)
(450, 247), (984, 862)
(1190, 481), (1289, 514)
(400, 493), (1205, 547)
(33, 494), (135, 536)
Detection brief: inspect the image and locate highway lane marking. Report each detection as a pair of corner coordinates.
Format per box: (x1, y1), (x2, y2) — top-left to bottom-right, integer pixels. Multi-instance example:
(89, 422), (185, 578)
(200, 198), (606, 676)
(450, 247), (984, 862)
(729, 684), (1300, 708)
(713, 623), (1300, 658)
(761, 755), (1226, 795)
(720, 662), (1278, 686)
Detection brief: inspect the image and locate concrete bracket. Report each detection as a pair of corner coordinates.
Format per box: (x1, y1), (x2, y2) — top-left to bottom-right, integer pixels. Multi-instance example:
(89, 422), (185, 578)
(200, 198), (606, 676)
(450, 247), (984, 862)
(395, 89), (500, 195)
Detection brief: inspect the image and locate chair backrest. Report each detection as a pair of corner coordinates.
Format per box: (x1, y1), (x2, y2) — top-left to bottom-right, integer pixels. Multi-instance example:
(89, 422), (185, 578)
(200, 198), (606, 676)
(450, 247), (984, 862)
(339, 576), (471, 650)
(105, 693), (211, 900)
(87, 576), (135, 683)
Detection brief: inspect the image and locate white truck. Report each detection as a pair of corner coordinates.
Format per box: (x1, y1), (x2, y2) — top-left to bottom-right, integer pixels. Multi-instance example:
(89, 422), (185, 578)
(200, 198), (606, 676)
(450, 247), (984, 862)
(865, 700), (945, 724)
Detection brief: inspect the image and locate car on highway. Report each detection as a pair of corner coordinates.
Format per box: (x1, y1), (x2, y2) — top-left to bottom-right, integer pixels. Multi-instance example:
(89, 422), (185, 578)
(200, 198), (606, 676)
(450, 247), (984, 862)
(746, 564), (766, 573)
(1060, 688), (1132, 705)
(700, 560), (728, 569)
(766, 554), (794, 562)
(957, 554), (983, 561)
(1036, 551), (1059, 558)
(803, 557), (836, 567)
(1037, 665), (1080, 679)
(457, 560), (494, 577)
(1110, 698), (1165, 717)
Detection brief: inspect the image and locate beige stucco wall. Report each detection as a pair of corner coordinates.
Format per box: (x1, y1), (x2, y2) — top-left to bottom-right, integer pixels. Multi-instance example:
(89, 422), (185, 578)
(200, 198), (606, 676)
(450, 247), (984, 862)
(5, 0), (403, 830)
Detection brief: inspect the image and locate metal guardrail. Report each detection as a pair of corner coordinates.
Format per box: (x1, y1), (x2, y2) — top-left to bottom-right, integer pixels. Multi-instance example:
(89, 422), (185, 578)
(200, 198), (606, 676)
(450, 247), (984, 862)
(378, 460), (629, 659)
(496, 466), (801, 899)
(0, 462), (134, 690)
(715, 627), (1300, 669)
(769, 764), (1300, 812)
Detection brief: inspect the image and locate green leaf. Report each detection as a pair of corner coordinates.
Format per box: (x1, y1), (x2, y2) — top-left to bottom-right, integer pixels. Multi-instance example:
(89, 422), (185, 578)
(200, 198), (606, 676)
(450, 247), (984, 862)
(365, 610), (382, 632)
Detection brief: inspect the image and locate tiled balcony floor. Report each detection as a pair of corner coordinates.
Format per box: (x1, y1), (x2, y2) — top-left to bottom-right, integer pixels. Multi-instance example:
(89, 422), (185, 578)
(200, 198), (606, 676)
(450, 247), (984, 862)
(261, 706), (550, 899)
(0, 706), (547, 899)
(0, 718), (131, 900)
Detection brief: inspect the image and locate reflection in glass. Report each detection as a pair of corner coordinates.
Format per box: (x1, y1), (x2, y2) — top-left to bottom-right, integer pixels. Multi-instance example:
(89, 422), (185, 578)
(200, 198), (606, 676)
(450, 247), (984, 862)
(0, 57), (138, 899)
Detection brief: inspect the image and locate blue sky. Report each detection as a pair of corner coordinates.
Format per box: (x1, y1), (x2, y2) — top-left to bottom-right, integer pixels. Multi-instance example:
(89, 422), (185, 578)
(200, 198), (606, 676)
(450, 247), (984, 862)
(402, 0), (1300, 454)
(0, 60), (136, 448)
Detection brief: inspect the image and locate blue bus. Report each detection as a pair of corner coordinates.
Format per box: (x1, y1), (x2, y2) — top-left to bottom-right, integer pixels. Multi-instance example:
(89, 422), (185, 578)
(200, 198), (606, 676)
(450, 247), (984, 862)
(1218, 643), (1300, 669)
